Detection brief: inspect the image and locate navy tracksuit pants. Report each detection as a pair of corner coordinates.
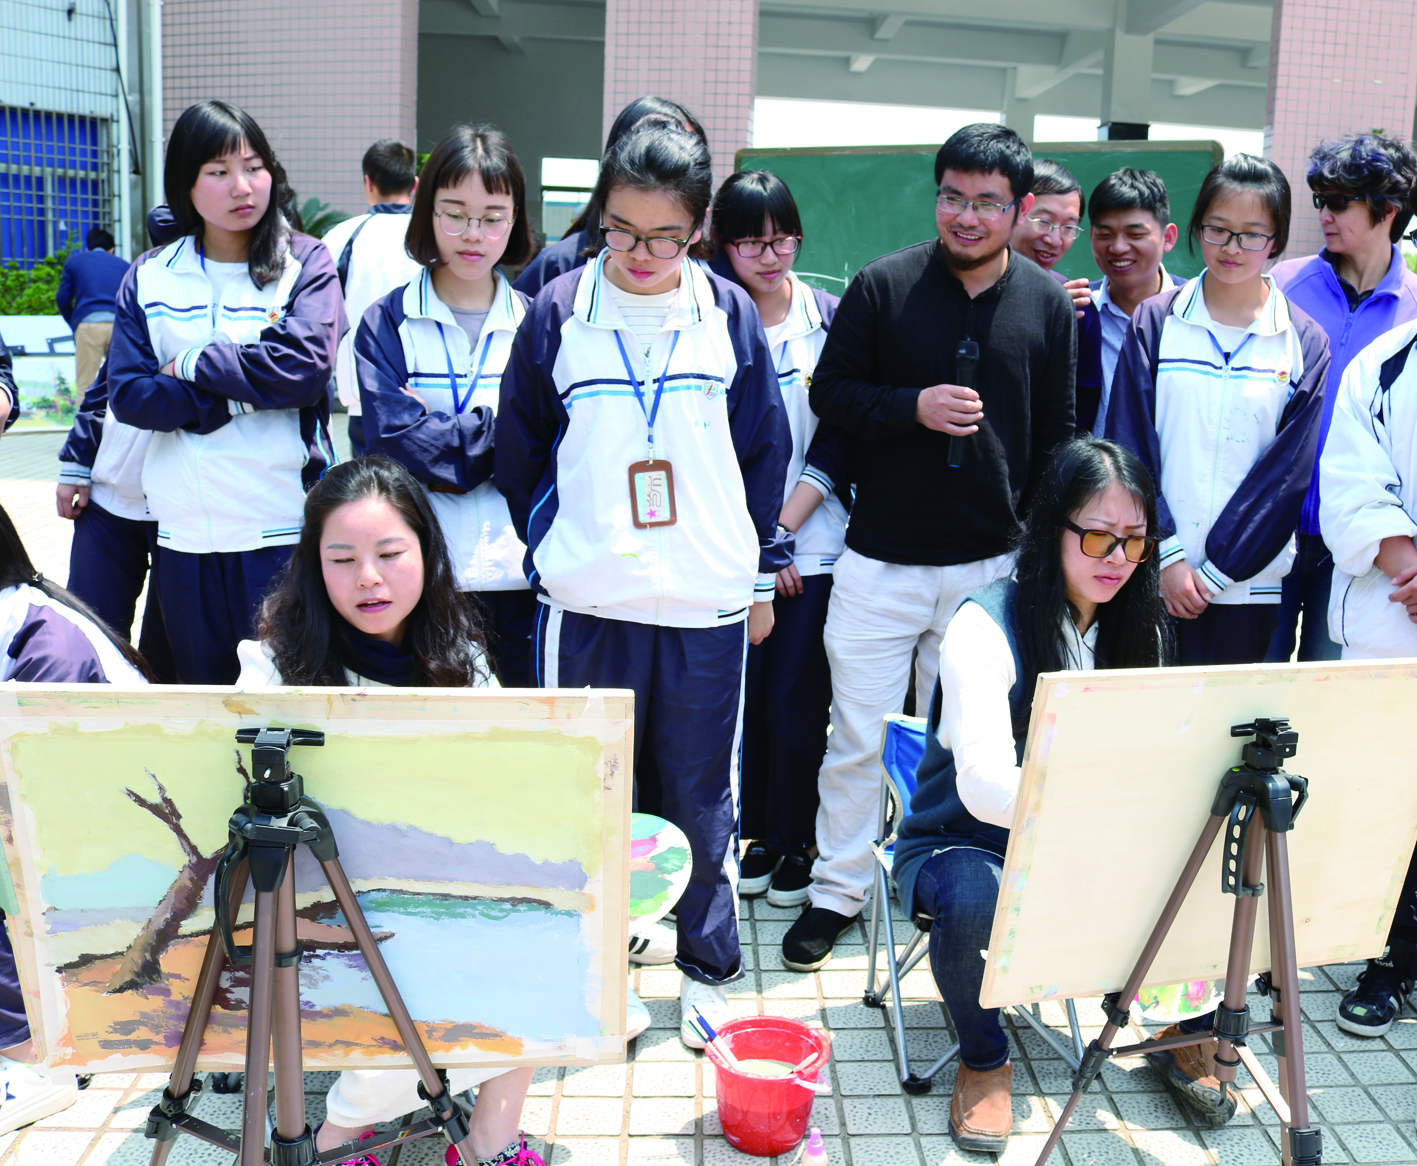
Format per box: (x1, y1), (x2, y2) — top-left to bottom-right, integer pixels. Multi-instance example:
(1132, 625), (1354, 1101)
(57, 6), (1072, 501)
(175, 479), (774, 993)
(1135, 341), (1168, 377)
(157, 546), (293, 684)
(535, 604), (746, 986)
(740, 574), (832, 854)
(66, 500), (175, 682)
(1174, 603), (1280, 666)
(476, 589), (539, 689)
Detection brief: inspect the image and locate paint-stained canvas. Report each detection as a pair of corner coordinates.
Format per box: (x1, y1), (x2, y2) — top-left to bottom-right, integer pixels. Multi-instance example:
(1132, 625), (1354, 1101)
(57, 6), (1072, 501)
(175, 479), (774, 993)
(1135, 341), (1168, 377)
(0, 686), (632, 1074)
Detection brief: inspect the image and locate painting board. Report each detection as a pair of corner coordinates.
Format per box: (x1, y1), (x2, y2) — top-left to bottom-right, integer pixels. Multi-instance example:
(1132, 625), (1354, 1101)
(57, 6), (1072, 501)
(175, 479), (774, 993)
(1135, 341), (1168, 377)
(980, 659), (1417, 1009)
(0, 684), (633, 1074)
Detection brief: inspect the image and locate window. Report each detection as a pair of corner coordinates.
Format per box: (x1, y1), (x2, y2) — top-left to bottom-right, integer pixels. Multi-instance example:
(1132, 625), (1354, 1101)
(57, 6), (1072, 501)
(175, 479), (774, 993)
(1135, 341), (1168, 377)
(0, 107), (112, 268)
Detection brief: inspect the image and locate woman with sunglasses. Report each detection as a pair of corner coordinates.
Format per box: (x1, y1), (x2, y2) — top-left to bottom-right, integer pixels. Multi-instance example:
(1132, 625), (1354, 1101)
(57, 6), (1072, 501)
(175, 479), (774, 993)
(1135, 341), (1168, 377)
(1106, 154), (1329, 668)
(496, 122), (789, 1050)
(355, 125), (538, 685)
(710, 170), (849, 911)
(892, 437), (1169, 1154)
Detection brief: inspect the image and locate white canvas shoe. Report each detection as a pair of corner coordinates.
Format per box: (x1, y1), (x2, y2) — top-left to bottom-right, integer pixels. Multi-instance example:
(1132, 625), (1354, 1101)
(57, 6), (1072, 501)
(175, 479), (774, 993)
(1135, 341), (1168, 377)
(628, 919), (677, 965)
(0, 1061), (78, 1135)
(626, 987), (653, 1041)
(679, 977), (730, 1050)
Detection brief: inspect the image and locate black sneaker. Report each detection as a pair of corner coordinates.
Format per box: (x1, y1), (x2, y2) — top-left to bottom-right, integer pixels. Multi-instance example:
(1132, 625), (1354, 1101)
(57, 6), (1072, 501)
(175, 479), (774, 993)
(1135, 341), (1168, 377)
(782, 906), (858, 971)
(767, 854), (812, 908)
(739, 841), (779, 897)
(1338, 942), (1414, 1037)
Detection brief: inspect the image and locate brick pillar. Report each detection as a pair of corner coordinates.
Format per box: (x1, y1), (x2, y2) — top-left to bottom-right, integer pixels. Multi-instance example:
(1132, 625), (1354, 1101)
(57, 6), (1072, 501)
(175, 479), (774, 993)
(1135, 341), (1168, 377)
(1265, 0), (1417, 258)
(602, 0), (758, 187)
(162, 0), (419, 218)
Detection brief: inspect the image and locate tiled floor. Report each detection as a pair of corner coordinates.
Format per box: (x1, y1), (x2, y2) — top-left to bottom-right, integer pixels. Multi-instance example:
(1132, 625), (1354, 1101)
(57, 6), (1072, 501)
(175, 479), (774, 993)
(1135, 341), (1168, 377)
(4, 431), (1417, 1164)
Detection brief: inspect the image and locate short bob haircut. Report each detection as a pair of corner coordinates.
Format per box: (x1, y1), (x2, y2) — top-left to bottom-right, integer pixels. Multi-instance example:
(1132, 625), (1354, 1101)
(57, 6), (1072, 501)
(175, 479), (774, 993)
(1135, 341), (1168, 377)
(1307, 133), (1417, 242)
(710, 170), (803, 249)
(1088, 168), (1170, 227)
(934, 123), (1033, 203)
(259, 456), (489, 687)
(405, 124), (533, 269)
(1187, 153), (1291, 260)
(164, 100), (295, 287)
(583, 123), (714, 248)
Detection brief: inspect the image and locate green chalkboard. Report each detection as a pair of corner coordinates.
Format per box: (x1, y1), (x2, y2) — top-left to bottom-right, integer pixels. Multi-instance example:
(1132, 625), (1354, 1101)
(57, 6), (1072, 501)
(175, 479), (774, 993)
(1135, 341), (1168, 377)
(734, 140), (1223, 295)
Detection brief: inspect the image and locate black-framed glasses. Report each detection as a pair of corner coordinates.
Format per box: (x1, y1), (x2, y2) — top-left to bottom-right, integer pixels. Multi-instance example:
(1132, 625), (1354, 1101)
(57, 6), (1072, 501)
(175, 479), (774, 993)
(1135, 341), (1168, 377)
(1064, 520), (1155, 563)
(729, 236), (801, 258)
(1313, 191), (1368, 214)
(600, 224), (694, 260)
(434, 210), (513, 238)
(1023, 215), (1083, 241)
(936, 193), (1018, 221)
(1199, 224), (1275, 252)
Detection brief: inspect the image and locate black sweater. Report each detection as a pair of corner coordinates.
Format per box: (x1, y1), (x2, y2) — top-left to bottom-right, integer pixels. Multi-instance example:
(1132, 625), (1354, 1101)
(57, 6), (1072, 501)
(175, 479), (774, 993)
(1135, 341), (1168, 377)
(810, 241), (1076, 566)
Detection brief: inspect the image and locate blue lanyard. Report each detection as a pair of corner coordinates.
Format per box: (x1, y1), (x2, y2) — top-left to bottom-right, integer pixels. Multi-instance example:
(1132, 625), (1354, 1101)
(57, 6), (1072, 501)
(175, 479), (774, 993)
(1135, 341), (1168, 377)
(436, 322), (495, 415)
(614, 329), (681, 458)
(1206, 328), (1255, 366)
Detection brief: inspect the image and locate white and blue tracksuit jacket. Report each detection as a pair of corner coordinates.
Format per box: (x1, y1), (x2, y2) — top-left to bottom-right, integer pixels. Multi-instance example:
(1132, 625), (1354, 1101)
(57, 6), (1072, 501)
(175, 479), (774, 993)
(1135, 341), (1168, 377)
(496, 250), (792, 627)
(107, 232), (343, 554)
(57, 359), (153, 522)
(356, 268), (530, 591)
(773, 277), (849, 576)
(1105, 275), (1329, 604)
(0, 583), (148, 684)
(1319, 320), (1417, 657)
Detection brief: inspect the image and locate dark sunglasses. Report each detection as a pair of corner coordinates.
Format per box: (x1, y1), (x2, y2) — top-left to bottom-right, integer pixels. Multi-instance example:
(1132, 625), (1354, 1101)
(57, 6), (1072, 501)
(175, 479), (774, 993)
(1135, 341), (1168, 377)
(1313, 191), (1368, 214)
(1064, 520), (1156, 563)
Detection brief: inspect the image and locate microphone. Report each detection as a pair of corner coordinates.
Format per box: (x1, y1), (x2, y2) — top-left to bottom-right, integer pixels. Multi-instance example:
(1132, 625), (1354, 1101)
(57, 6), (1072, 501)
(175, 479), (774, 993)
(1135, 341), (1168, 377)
(947, 338), (980, 469)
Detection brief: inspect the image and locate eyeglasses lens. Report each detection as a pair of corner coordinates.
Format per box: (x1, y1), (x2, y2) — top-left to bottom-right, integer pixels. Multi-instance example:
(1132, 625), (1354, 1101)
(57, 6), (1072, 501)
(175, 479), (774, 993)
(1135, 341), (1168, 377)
(1314, 192), (1353, 213)
(1079, 530), (1153, 563)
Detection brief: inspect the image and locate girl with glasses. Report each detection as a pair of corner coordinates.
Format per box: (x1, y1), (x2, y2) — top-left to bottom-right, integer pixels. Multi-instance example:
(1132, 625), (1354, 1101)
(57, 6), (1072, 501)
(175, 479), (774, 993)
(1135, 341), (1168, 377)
(496, 123), (791, 1051)
(710, 170), (849, 911)
(1106, 154), (1329, 671)
(355, 125), (539, 687)
(892, 438), (1168, 1154)
(106, 100), (345, 685)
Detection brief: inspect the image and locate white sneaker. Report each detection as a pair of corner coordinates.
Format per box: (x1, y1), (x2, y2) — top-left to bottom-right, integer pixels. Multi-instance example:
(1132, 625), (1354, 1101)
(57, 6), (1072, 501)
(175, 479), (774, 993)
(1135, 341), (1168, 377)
(626, 986), (653, 1041)
(628, 920), (677, 965)
(679, 977), (730, 1050)
(0, 1061), (79, 1135)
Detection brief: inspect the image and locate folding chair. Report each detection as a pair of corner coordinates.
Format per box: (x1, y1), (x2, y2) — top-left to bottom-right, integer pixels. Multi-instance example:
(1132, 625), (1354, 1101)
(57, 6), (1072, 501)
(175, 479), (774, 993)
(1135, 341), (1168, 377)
(863, 714), (1086, 1093)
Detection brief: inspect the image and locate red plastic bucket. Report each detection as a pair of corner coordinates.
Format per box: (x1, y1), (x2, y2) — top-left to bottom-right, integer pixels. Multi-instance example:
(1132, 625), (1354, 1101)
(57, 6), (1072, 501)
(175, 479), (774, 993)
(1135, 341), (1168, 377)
(712, 1016), (832, 1157)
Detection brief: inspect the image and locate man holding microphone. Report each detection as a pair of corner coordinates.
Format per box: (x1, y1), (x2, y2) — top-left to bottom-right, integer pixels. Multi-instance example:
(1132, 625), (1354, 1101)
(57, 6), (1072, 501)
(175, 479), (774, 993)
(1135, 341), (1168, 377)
(784, 123), (1077, 971)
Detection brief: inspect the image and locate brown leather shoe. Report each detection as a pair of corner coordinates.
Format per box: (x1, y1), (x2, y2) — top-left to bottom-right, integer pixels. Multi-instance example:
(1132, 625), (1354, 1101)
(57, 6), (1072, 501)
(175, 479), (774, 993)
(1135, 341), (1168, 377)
(1144, 1024), (1237, 1128)
(950, 1062), (1013, 1152)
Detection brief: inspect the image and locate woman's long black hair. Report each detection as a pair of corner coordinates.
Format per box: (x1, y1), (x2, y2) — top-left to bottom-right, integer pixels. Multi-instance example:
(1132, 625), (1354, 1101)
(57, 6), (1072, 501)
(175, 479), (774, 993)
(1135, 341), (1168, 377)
(0, 503), (155, 681)
(1013, 438), (1171, 677)
(567, 96), (707, 242)
(260, 457), (488, 687)
(164, 100), (297, 287)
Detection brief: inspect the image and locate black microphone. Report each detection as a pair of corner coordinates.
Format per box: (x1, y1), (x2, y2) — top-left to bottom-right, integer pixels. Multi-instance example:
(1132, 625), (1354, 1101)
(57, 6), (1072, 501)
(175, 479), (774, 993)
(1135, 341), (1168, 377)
(947, 338), (980, 469)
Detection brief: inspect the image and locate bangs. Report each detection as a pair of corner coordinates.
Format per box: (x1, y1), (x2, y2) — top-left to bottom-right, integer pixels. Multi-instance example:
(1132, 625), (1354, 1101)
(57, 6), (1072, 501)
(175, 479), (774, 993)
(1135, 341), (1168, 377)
(712, 171), (803, 244)
(435, 147), (517, 200)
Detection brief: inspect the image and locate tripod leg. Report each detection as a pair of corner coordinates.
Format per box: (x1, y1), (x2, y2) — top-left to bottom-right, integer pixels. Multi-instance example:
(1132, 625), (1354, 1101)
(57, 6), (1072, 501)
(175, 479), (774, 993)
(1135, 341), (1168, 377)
(1265, 829), (1319, 1166)
(318, 858), (473, 1161)
(271, 856), (314, 1157)
(1033, 813), (1229, 1166)
(1214, 817), (1268, 1089)
(241, 886), (280, 1166)
(147, 858), (249, 1166)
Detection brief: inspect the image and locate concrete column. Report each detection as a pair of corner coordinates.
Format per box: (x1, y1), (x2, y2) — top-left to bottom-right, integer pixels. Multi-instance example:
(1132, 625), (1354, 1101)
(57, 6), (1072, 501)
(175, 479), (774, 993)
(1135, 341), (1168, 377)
(1100, 0), (1154, 139)
(1002, 71), (1035, 147)
(161, 0), (419, 216)
(603, 0), (759, 186)
(1265, 0), (1417, 257)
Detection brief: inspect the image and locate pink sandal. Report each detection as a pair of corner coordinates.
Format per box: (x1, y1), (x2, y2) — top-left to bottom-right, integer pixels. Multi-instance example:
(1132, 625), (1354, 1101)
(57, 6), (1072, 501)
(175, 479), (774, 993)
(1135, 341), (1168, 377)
(444, 1132), (545, 1166)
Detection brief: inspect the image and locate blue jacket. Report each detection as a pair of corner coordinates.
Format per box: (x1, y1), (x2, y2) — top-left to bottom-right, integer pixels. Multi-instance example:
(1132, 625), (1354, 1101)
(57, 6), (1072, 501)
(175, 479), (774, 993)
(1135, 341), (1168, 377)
(57, 360), (153, 521)
(56, 248), (130, 328)
(496, 250), (792, 627)
(1268, 247), (1417, 535)
(1105, 278), (1330, 602)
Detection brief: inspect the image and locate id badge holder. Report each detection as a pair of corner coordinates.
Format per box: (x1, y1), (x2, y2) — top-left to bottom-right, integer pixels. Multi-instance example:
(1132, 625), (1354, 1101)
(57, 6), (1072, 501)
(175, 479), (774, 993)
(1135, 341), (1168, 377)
(628, 460), (677, 528)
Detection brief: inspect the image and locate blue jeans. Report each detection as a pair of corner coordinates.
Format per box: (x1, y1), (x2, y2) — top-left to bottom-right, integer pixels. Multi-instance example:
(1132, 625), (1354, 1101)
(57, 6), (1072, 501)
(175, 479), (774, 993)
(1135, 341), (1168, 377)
(914, 847), (1008, 1071)
(1267, 533), (1342, 662)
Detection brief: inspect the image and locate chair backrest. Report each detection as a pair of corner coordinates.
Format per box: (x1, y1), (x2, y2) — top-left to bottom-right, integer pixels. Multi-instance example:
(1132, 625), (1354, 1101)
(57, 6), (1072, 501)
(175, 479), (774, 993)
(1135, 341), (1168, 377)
(880, 714), (928, 818)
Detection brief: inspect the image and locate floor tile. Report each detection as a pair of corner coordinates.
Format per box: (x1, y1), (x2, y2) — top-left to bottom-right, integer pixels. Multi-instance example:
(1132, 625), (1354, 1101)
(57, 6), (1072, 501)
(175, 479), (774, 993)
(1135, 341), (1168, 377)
(626, 1098), (694, 1137)
(1333, 1120), (1417, 1163)
(630, 1064), (695, 1098)
(1130, 1129), (1209, 1166)
(1059, 1129), (1140, 1165)
(556, 1098), (626, 1137)
(1199, 1125), (1281, 1165)
(563, 1064), (630, 1097)
(841, 1094), (912, 1134)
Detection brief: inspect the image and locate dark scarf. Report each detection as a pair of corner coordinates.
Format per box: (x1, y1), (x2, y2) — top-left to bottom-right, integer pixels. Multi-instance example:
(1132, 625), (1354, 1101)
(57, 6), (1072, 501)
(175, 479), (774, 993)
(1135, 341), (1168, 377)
(338, 622), (415, 686)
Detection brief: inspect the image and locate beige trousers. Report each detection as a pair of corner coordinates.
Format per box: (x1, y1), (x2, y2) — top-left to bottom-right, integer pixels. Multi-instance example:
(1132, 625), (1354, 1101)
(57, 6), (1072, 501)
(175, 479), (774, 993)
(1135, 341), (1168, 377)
(74, 321), (113, 394)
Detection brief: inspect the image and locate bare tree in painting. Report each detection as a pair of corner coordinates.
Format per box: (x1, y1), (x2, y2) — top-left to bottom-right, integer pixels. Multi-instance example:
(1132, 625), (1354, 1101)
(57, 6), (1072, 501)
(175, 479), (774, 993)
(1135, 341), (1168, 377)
(104, 756), (240, 994)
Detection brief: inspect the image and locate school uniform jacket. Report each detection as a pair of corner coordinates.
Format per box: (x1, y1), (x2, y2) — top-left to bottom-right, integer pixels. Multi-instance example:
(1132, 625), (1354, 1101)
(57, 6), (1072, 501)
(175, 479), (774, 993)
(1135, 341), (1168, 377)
(773, 277), (849, 576)
(1105, 276), (1329, 604)
(1318, 320), (1417, 657)
(107, 232), (343, 554)
(496, 250), (792, 628)
(0, 583), (149, 684)
(356, 268), (530, 591)
(57, 360), (153, 521)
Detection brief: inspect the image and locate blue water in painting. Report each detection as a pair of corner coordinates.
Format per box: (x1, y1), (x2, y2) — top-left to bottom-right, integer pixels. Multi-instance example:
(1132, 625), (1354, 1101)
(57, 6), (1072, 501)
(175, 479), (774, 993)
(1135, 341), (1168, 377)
(298, 891), (596, 1043)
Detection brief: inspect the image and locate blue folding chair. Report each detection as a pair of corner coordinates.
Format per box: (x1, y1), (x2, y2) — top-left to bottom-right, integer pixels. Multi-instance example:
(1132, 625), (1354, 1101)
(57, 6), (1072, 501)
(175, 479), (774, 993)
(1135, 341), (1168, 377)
(863, 714), (1085, 1093)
